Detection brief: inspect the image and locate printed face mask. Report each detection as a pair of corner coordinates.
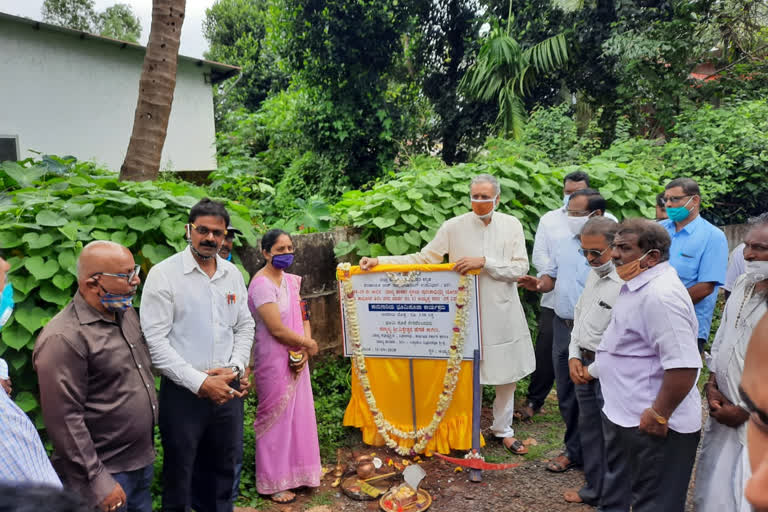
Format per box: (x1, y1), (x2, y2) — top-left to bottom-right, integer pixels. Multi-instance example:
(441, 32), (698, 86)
(744, 260), (768, 284)
(615, 251), (652, 281)
(99, 285), (136, 312)
(470, 195), (497, 219)
(0, 282), (14, 330)
(271, 253), (295, 269)
(665, 196), (695, 223)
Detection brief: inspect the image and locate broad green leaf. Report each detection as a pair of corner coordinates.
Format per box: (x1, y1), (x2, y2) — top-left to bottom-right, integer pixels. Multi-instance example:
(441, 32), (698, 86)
(14, 392), (38, 413)
(139, 198), (166, 209)
(52, 273), (75, 290)
(0, 230), (24, 248)
(8, 351), (28, 370)
(14, 306), (50, 332)
(333, 241), (355, 257)
(141, 243), (174, 265)
(369, 243), (388, 258)
(384, 235), (409, 255)
(372, 217), (396, 229)
(66, 203), (95, 218)
(58, 222), (80, 241)
(58, 250), (77, 275)
(22, 232), (55, 249)
(110, 231), (138, 248)
(401, 214), (419, 226)
(1, 323), (32, 349)
(24, 256), (60, 280)
(36, 210), (68, 227)
(40, 282), (72, 306)
(11, 274), (38, 295)
(353, 238), (370, 253)
(405, 189), (424, 200)
(403, 231), (422, 246)
(392, 200), (411, 212)
(91, 230), (112, 240)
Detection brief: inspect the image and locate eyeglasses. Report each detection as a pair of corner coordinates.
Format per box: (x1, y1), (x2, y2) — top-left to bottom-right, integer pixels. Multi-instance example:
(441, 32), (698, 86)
(739, 385), (768, 434)
(567, 209), (593, 217)
(663, 194), (692, 204)
(92, 264), (141, 284)
(190, 223), (228, 238)
(578, 247), (610, 259)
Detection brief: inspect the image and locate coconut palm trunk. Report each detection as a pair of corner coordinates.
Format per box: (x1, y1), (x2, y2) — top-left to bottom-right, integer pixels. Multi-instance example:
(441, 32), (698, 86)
(119, 0), (186, 181)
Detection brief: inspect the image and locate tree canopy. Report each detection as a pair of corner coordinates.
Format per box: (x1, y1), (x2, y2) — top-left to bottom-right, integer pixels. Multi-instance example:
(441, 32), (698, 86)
(41, 0), (142, 43)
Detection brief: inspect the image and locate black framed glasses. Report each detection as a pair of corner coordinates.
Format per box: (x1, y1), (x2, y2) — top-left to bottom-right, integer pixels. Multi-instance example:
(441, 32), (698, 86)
(92, 264), (141, 284)
(578, 247), (610, 259)
(739, 384), (768, 434)
(663, 194), (692, 204)
(190, 223), (228, 238)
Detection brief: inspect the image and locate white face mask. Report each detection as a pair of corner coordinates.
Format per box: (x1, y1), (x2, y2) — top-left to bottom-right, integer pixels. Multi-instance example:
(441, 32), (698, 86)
(744, 260), (768, 284)
(567, 215), (590, 236)
(563, 194), (570, 207)
(592, 259), (614, 278)
(471, 195), (497, 219)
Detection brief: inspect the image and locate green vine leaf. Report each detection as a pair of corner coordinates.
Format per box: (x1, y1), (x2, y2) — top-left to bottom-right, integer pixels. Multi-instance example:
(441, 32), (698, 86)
(24, 256), (60, 281)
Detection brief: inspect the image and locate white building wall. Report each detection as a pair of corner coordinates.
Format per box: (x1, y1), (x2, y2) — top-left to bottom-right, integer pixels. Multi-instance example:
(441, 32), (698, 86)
(0, 19), (218, 171)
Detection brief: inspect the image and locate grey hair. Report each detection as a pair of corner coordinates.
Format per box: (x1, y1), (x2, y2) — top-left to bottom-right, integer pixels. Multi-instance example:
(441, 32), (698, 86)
(76, 240), (125, 280)
(747, 212), (768, 226)
(470, 174), (500, 195)
(581, 216), (619, 243)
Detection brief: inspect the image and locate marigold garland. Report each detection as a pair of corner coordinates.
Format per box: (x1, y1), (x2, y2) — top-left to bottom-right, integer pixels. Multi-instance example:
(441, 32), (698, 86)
(338, 263), (471, 455)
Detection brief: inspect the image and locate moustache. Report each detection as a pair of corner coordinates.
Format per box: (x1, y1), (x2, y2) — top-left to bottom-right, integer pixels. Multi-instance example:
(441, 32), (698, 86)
(200, 241), (218, 248)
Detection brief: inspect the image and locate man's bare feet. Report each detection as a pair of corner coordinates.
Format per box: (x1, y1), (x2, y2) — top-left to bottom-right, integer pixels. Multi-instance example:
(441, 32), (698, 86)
(563, 489), (584, 503)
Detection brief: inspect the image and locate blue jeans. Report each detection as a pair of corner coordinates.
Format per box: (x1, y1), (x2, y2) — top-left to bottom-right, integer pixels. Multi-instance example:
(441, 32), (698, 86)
(112, 463), (154, 512)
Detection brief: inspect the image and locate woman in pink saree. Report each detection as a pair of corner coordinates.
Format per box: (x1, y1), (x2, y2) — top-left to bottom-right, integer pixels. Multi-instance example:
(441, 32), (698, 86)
(247, 229), (322, 504)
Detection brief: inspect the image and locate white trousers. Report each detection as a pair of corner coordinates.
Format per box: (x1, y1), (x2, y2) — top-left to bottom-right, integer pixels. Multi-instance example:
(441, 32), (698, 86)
(490, 382), (517, 438)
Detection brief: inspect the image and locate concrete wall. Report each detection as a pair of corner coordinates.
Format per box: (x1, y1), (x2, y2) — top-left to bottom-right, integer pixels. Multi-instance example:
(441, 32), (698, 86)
(238, 228), (358, 354)
(722, 224), (749, 252)
(0, 18), (218, 171)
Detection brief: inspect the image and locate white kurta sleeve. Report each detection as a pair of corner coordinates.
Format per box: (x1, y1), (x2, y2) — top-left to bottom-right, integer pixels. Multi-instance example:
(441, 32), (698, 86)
(484, 218), (529, 283)
(378, 221), (451, 265)
(531, 216), (550, 274)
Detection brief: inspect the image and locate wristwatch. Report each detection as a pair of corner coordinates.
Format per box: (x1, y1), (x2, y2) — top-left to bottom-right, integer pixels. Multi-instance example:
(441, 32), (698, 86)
(228, 365), (242, 379)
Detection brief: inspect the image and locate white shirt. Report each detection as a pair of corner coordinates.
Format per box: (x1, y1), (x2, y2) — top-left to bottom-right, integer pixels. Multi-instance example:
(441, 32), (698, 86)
(723, 243), (746, 292)
(140, 247), (254, 393)
(568, 268), (623, 378)
(532, 205), (617, 309)
(378, 211), (535, 385)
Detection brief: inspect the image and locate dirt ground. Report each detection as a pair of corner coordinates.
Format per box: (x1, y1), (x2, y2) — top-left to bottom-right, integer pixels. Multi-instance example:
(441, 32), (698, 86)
(236, 393), (702, 512)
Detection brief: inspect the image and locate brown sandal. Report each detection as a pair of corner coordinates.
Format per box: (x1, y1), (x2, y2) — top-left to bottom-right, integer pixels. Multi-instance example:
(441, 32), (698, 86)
(503, 438), (528, 455)
(546, 453), (577, 473)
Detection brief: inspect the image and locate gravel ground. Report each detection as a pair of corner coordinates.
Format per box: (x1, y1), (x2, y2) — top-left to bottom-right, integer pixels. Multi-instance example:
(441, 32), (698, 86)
(236, 394), (706, 512)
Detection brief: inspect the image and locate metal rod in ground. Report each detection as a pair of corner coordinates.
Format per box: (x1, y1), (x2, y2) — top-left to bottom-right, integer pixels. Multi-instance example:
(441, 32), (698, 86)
(409, 358), (418, 437)
(470, 348), (482, 482)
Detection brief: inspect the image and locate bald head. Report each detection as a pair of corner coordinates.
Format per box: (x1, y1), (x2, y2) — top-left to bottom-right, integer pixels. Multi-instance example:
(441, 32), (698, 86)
(77, 241), (133, 283)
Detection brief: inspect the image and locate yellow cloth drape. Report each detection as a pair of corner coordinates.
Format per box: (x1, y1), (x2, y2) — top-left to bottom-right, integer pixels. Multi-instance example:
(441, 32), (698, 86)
(343, 358), (484, 455)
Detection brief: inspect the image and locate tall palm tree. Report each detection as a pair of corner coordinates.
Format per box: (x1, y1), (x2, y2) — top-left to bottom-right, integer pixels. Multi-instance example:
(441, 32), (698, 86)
(120, 0), (186, 181)
(460, 1), (569, 139)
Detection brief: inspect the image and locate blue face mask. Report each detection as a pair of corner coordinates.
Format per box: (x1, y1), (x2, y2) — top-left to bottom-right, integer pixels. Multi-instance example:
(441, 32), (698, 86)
(665, 196), (694, 223)
(226, 253), (232, 262)
(0, 282), (15, 330)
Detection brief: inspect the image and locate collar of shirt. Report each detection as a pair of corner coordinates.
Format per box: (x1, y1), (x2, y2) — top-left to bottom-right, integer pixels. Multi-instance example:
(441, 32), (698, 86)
(601, 269), (622, 283)
(662, 214), (703, 236)
(182, 245), (229, 279)
(623, 261), (670, 292)
(73, 291), (118, 325)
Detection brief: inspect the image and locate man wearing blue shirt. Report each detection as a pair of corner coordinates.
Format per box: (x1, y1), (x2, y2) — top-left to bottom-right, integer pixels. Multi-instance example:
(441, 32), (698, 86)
(519, 188), (606, 473)
(660, 178), (729, 353)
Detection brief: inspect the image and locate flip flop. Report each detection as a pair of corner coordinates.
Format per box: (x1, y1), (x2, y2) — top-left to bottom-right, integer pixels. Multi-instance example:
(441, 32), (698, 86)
(503, 438), (528, 455)
(514, 403), (536, 422)
(563, 489), (584, 503)
(546, 453), (577, 473)
(270, 490), (296, 504)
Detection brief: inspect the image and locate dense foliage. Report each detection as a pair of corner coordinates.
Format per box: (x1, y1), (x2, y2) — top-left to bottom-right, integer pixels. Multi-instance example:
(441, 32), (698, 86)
(0, 157), (259, 429)
(41, 0), (142, 42)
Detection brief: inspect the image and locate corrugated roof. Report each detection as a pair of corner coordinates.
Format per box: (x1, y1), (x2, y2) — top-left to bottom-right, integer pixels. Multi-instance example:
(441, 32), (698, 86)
(0, 11), (240, 84)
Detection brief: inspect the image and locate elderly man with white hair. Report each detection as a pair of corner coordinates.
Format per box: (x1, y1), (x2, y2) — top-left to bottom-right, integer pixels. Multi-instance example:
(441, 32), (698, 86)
(359, 174), (535, 455)
(34, 240), (158, 512)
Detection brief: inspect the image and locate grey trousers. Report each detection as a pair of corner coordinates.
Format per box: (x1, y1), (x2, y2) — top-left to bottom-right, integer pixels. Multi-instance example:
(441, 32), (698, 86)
(553, 315), (582, 466)
(574, 375), (605, 505)
(600, 414), (699, 512)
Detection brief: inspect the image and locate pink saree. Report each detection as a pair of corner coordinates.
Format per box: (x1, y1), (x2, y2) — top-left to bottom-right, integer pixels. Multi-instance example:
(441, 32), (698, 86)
(247, 273), (321, 495)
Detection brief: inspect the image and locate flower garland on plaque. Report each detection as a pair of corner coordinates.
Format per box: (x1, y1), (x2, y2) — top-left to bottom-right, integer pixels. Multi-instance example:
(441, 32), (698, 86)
(338, 262), (471, 456)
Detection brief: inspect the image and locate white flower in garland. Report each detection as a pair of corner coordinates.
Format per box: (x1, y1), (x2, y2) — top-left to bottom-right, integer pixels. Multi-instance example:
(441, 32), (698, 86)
(338, 263), (471, 456)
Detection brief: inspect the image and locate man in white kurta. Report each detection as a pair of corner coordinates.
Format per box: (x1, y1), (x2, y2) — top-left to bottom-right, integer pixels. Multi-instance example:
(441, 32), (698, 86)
(695, 216), (768, 512)
(360, 174), (535, 452)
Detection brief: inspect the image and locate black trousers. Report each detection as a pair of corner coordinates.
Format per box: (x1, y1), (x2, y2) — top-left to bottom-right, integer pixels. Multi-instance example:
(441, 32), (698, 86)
(600, 415), (700, 512)
(553, 315), (582, 466)
(574, 375), (605, 506)
(159, 378), (244, 512)
(526, 306), (555, 410)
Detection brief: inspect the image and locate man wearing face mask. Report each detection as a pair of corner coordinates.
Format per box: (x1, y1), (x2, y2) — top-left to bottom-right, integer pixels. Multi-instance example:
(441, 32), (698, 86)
(359, 174), (534, 455)
(660, 178), (728, 353)
(694, 212), (768, 512)
(560, 217), (622, 506)
(597, 219), (701, 512)
(518, 188), (606, 473)
(33, 241), (157, 511)
(141, 198), (254, 512)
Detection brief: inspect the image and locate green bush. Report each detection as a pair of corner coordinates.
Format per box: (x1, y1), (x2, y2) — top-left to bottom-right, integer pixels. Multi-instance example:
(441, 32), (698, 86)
(332, 138), (662, 260)
(0, 157), (260, 429)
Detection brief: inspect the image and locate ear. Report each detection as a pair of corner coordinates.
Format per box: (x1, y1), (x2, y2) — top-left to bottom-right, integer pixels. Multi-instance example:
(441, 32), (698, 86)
(644, 249), (662, 267)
